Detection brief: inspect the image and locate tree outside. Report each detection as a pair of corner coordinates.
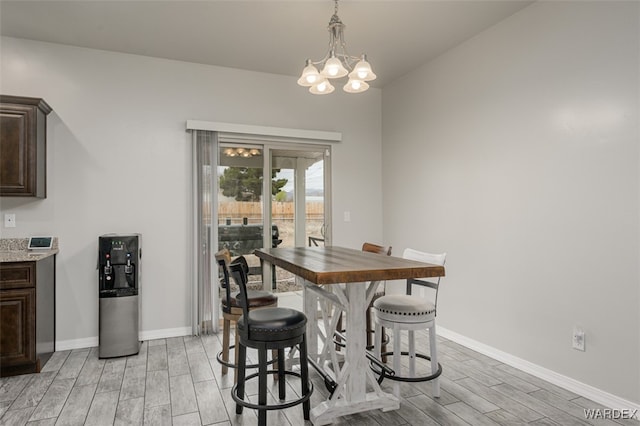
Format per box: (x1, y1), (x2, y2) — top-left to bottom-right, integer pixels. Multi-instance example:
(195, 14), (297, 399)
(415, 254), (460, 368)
(219, 167), (287, 201)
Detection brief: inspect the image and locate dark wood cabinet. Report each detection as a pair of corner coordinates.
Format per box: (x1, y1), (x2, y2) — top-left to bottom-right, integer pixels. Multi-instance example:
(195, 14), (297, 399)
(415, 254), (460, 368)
(0, 257), (55, 376)
(0, 95), (52, 198)
(0, 288), (36, 368)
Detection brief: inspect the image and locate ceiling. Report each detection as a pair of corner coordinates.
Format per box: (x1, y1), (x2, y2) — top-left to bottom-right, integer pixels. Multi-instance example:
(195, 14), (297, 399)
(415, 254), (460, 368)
(0, 0), (534, 88)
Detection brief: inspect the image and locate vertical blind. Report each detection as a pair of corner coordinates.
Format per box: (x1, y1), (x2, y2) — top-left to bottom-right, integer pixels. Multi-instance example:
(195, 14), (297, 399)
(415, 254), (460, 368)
(193, 130), (218, 335)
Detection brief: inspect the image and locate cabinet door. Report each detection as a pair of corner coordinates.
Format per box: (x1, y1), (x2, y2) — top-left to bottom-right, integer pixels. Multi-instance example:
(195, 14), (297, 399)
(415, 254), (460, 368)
(0, 288), (35, 366)
(0, 96), (51, 198)
(0, 105), (36, 195)
(0, 262), (35, 290)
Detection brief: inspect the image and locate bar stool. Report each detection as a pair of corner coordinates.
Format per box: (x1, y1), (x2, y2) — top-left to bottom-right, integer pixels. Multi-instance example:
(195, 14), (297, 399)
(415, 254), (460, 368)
(335, 242), (392, 359)
(214, 249), (278, 382)
(362, 242), (392, 359)
(228, 257), (312, 426)
(372, 248), (446, 398)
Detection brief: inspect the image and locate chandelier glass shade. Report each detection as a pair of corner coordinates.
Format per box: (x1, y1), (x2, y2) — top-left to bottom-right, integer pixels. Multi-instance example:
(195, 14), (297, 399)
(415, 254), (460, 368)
(297, 0), (376, 95)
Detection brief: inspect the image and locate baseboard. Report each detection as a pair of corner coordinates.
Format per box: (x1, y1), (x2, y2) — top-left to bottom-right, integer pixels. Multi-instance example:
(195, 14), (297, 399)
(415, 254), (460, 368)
(55, 336), (99, 351)
(140, 327), (192, 342)
(437, 326), (640, 416)
(55, 326), (193, 351)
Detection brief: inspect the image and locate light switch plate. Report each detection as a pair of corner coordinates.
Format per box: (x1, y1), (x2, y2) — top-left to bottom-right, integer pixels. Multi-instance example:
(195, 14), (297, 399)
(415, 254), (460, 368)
(4, 214), (16, 228)
(572, 326), (585, 351)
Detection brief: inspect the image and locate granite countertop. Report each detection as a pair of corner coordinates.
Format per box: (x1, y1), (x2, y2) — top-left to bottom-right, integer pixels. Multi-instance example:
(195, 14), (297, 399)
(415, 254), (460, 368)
(0, 238), (59, 263)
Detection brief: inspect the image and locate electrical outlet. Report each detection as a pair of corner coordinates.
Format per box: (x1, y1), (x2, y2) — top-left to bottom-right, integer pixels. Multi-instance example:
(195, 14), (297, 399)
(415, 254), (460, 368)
(4, 214), (16, 228)
(572, 327), (585, 351)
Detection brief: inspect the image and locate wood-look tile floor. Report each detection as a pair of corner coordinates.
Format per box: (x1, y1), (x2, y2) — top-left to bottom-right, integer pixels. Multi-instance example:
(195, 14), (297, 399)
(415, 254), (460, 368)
(0, 330), (635, 426)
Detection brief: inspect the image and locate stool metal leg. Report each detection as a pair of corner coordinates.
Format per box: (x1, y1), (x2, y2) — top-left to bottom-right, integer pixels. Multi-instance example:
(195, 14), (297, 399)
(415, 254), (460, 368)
(366, 307), (373, 349)
(234, 326), (240, 383)
(429, 324), (440, 398)
(235, 342), (247, 414)
(335, 313), (343, 351)
(221, 319), (231, 375)
(392, 323), (401, 398)
(258, 349), (268, 426)
(272, 349), (279, 380)
(300, 335), (311, 420)
(278, 348), (286, 400)
(408, 330), (416, 378)
(374, 322), (383, 361)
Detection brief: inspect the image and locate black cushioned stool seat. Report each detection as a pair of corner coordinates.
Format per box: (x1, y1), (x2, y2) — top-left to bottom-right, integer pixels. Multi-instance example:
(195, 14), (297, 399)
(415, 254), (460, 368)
(238, 307), (307, 341)
(228, 258), (312, 426)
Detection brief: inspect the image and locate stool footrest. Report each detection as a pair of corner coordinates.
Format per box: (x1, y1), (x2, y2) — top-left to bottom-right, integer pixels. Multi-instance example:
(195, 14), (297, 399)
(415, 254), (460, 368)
(370, 351), (442, 382)
(216, 345), (277, 370)
(232, 370), (314, 411)
(332, 329), (390, 350)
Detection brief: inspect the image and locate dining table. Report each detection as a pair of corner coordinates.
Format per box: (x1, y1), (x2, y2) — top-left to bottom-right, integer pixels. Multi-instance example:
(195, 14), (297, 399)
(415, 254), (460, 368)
(254, 246), (445, 425)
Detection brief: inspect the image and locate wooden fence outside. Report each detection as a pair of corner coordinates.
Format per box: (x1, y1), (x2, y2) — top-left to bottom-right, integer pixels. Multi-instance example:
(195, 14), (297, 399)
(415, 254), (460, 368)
(217, 201), (324, 224)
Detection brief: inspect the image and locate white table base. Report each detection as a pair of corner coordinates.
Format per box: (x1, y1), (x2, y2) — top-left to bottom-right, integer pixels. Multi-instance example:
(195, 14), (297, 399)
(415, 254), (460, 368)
(303, 279), (400, 425)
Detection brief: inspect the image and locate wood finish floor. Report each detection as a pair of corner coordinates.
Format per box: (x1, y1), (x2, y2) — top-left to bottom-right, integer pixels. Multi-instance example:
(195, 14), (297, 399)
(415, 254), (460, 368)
(0, 330), (636, 426)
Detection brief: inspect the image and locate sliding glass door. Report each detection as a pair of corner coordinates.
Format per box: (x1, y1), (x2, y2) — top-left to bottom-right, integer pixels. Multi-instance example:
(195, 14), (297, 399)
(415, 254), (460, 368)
(192, 128), (335, 335)
(269, 148), (328, 291)
(216, 144), (266, 290)
(217, 142), (331, 292)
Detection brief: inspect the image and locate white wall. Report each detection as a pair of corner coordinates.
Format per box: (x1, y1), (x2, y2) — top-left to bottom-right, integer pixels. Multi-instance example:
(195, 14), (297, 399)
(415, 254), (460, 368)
(383, 1), (639, 404)
(0, 37), (383, 346)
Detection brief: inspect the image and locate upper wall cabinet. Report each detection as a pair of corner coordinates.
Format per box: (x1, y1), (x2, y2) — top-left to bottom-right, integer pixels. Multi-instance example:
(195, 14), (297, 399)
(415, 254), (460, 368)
(0, 95), (52, 198)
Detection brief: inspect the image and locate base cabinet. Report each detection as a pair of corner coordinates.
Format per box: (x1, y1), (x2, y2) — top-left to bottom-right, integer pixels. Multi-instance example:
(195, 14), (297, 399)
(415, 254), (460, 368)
(0, 257), (55, 376)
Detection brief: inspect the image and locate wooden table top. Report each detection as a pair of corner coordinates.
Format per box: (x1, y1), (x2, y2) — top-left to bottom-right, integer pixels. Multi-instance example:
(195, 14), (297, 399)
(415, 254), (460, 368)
(254, 246), (445, 285)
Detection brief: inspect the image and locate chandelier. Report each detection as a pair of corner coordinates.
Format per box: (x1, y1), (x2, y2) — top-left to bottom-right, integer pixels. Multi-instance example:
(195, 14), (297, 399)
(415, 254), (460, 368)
(297, 0), (376, 95)
(223, 147), (261, 158)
